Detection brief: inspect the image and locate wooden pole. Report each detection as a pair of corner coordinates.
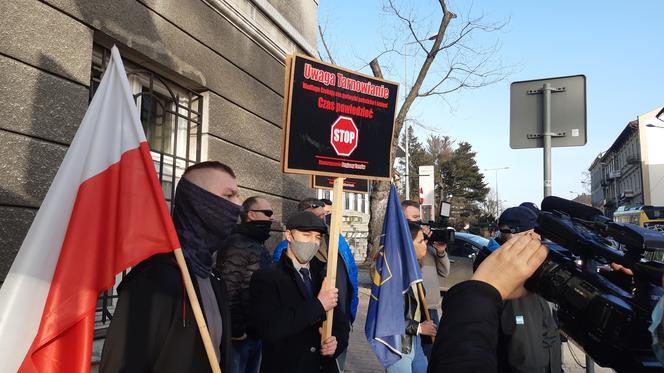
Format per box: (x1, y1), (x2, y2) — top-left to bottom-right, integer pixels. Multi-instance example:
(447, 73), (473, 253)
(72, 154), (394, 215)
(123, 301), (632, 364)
(416, 282), (435, 343)
(321, 177), (345, 342)
(173, 248), (222, 373)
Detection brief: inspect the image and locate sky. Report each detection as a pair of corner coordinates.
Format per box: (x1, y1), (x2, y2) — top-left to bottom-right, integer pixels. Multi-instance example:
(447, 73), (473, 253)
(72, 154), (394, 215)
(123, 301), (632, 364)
(317, 0), (664, 210)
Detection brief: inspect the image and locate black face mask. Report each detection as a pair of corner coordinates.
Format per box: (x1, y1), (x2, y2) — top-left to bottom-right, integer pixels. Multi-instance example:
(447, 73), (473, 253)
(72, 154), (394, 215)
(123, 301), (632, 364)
(173, 177), (240, 277)
(324, 214), (332, 226)
(237, 220), (272, 242)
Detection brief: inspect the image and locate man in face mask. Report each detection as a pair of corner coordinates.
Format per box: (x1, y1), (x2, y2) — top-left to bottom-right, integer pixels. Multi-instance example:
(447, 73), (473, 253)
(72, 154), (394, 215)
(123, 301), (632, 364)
(271, 198), (359, 372)
(101, 161), (241, 373)
(250, 211), (339, 373)
(216, 196), (274, 373)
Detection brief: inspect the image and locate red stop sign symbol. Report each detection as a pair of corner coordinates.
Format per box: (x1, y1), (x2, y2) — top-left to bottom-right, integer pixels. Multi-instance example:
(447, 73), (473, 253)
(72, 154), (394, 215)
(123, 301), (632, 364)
(330, 116), (359, 157)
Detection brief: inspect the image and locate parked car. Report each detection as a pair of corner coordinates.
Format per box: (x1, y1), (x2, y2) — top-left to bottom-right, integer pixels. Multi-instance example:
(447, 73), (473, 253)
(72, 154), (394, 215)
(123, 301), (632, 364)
(439, 232), (490, 293)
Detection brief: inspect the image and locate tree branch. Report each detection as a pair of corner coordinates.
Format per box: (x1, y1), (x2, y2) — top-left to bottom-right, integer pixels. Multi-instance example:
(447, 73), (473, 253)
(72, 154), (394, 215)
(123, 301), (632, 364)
(318, 25), (336, 65)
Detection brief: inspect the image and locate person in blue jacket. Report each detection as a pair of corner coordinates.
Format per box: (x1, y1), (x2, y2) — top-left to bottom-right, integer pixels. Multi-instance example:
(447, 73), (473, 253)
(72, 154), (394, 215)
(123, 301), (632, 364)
(273, 198), (358, 372)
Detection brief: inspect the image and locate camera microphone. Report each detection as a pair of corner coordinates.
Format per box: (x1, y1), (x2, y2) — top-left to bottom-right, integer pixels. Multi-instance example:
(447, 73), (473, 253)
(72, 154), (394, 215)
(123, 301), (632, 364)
(541, 196), (609, 223)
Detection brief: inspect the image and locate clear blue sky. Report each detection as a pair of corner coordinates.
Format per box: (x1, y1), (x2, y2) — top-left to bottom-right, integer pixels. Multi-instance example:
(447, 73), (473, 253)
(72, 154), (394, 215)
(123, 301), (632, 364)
(318, 0), (664, 210)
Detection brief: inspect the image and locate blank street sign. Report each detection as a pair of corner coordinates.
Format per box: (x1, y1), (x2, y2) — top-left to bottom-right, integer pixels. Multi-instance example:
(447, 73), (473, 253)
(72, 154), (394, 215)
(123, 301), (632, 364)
(510, 75), (587, 149)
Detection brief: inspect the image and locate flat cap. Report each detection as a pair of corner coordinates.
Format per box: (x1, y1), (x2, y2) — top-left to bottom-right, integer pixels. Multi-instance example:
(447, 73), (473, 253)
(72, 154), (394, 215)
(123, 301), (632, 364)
(286, 211), (328, 234)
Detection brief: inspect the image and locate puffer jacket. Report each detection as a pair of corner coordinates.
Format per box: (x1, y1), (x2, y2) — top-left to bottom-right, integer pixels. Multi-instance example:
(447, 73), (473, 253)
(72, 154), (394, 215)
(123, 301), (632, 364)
(216, 224), (271, 338)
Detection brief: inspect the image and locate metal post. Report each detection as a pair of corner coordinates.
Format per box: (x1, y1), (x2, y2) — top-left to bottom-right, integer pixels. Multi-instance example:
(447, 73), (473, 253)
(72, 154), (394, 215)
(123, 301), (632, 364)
(495, 169), (500, 215)
(543, 83), (553, 197)
(405, 122), (410, 199)
(404, 43), (410, 200)
(586, 354), (595, 373)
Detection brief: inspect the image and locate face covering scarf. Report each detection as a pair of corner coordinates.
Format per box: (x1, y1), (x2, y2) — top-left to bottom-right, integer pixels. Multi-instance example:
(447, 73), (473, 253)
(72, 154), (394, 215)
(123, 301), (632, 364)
(172, 177), (240, 277)
(236, 220), (272, 243)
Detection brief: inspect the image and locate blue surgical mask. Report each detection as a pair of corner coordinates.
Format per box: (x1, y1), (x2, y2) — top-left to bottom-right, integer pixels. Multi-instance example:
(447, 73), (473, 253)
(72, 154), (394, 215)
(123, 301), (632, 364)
(649, 297), (664, 363)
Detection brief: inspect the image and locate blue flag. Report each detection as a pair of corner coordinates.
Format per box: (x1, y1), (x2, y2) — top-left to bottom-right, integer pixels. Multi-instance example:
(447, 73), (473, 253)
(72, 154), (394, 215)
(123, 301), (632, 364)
(365, 184), (423, 368)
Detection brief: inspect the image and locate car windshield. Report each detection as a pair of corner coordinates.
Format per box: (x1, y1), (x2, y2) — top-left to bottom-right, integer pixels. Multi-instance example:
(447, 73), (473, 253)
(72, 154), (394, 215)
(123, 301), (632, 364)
(456, 233), (489, 247)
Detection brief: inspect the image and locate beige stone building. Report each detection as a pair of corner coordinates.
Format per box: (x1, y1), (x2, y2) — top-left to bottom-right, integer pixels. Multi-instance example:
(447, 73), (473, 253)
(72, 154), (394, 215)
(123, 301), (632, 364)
(588, 107), (664, 216)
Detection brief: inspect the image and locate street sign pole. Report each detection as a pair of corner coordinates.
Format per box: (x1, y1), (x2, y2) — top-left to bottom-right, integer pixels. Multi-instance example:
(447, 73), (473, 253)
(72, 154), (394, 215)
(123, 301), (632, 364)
(543, 83), (552, 197)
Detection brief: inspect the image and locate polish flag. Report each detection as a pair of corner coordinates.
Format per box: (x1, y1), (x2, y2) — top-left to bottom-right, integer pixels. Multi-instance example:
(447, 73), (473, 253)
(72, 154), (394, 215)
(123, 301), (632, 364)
(0, 46), (180, 372)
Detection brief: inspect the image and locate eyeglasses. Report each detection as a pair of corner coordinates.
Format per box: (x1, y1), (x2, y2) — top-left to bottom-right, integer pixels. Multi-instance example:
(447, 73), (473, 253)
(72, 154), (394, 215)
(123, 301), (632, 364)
(250, 209), (274, 217)
(308, 201), (324, 209)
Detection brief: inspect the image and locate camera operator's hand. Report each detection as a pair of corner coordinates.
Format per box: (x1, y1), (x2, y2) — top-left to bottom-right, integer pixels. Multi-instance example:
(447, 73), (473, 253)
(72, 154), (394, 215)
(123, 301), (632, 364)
(433, 242), (447, 254)
(471, 233), (548, 300)
(609, 262), (634, 276)
(418, 320), (438, 337)
(421, 224), (432, 237)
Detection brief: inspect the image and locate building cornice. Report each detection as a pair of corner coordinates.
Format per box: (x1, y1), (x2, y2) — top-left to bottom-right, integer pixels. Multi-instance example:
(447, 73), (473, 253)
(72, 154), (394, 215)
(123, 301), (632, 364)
(203, 0), (318, 65)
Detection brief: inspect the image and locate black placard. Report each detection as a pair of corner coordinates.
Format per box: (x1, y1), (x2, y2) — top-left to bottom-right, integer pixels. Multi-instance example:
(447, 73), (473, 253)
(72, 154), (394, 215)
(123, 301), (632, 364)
(311, 175), (369, 194)
(282, 55), (399, 180)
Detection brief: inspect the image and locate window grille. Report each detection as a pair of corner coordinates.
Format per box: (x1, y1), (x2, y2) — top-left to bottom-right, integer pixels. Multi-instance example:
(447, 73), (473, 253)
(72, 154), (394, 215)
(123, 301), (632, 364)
(91, 44), (204, 337)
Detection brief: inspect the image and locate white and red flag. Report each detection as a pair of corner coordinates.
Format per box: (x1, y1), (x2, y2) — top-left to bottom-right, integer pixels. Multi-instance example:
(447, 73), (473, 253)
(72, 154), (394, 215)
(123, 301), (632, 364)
(0, 46), (180, 372)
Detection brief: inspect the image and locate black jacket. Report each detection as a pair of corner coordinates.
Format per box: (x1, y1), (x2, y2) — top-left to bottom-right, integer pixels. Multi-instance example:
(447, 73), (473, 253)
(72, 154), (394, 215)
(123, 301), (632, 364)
(216, 226), (271, 339)
(100, 253), (232, 373)
(475, 247), (562, 373)
(428, 280), (504, 373)
(400, 285), (427, 354)
(497, 294), (562, 373)
(249, 255), (338, 373)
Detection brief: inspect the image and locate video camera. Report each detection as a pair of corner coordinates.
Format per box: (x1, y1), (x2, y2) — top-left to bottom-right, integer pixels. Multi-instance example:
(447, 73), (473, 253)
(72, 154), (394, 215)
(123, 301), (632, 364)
(425, 223), (455, 244)
(526, 196), (664, 372)
(420, 200), (455, 244)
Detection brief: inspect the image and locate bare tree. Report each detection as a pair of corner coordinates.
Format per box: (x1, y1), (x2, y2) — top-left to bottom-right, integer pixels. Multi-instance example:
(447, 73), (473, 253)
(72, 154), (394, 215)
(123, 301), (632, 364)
(319, 0), (510, 260)
(480, 189), (500, 220)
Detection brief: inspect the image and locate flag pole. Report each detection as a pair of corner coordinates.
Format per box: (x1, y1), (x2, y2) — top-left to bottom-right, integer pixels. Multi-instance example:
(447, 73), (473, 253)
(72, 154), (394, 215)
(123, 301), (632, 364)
(416, 282), (435, 343)
(174, 248), (222, 373)
(321, 177), (345, 342)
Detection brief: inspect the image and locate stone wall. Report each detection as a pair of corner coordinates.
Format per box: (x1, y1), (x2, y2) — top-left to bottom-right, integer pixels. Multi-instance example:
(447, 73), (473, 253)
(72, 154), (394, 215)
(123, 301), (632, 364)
(0, 0), (318, 283)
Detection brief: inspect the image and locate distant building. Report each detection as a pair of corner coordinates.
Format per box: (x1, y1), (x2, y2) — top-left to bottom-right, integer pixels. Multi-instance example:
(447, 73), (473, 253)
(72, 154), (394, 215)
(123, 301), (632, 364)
(572, 193), (592, 206)
(588, 107), (664, 216)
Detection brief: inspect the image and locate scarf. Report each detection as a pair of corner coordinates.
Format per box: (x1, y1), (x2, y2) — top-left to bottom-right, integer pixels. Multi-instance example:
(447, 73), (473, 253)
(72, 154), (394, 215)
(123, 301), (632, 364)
(172, 177), (240, 277)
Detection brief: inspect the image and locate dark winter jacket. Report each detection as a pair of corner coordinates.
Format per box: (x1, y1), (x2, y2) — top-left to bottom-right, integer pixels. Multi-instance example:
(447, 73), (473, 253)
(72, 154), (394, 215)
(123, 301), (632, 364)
(249, 255), (340, 373)
(100, 253), (232, 373)
(497, 294), (562, 373)
(216, 223), (271, 339)
(474, 243), (562, 373)
(428, 280), (504, 373)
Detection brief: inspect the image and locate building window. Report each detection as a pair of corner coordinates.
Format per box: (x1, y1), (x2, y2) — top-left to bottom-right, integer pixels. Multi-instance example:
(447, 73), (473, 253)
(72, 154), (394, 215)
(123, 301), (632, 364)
(91, 45), (203, 211)
(91, 44), (204, 337)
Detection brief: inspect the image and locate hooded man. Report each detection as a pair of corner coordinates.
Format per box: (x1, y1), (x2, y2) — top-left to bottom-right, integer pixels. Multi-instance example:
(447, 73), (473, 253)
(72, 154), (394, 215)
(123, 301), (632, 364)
(250, 211), (339, 373)
(100, 161), (241, 373)
(216, 196), (274, 373)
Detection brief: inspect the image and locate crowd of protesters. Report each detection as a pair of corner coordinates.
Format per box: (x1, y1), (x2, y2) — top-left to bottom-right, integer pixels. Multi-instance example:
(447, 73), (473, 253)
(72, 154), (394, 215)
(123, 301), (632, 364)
(98, 160), (663, 373)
